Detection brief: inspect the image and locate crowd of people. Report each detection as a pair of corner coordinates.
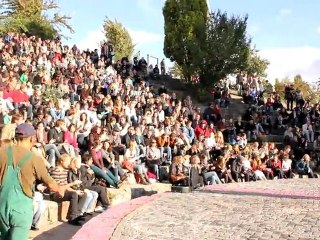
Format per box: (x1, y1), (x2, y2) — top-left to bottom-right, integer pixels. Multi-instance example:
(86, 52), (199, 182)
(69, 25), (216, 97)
(0, 33), (318, 239)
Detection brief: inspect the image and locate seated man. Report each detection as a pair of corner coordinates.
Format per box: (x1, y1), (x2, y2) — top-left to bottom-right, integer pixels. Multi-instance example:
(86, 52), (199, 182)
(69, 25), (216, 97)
(49, 154), (85, 226)
(296, 154), (317, 178)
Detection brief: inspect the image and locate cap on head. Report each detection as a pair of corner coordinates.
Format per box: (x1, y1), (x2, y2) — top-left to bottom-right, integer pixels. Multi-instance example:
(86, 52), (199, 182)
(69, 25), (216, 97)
(15, 123), (36, 138)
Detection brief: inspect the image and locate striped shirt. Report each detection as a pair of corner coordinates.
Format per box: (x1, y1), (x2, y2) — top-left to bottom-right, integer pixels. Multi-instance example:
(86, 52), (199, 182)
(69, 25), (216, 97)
(50, 167), (68, 186)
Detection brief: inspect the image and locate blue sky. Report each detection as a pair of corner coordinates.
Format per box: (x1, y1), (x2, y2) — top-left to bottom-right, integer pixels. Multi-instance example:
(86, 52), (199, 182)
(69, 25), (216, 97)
(58, 0), (320, 83)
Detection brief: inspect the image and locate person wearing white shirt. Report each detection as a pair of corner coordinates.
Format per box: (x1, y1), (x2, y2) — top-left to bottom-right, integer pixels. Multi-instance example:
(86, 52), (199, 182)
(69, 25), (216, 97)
(282, 155), (293, 178)
(0, 90), (14, 112)
(157, 105), (165, 123)
(124, 103), (137, 125)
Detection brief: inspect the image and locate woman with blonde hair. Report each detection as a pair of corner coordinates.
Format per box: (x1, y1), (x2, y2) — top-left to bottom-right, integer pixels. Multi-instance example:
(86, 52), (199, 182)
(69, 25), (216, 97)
(251, 154), (267, 180)
(169, 155), (189, 185)
(215, 131), (224, 149)
(215, 155), (234, 183)
(123, 140), (150, 184)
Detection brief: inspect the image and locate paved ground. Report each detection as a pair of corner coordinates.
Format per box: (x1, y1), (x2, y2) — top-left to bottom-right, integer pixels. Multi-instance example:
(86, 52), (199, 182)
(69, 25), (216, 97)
(111, 179), (320, 240)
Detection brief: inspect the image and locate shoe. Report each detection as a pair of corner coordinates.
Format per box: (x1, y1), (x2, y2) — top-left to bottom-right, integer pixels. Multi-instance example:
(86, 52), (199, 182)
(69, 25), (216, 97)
(75, 215), (86, 221)
(83, 212), (93, 217)
(68, 219), (82, 226)
(30, 226), (39, 231)
(95, 206), (105, 213)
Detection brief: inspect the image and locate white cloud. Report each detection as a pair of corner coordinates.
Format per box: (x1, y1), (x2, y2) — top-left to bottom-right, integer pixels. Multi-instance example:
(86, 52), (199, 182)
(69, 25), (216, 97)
(128, 29), (162, 45)
(74, 27), (162, 53)
(316, 26), (320, 34)
(259, 46), (320, 84)
(279, 8), (292, 16)
(75, 28), (105, 51)
(276, 8), (292, 21)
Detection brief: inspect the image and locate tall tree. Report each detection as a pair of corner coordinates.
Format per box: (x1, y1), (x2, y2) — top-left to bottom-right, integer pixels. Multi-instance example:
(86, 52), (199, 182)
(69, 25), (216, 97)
(245, 48), (269, 77)
(199, 11), (251, 87)
(163, 0), (208, 81)
(103, 18), (134, 61)
(0, 0), (73, 38)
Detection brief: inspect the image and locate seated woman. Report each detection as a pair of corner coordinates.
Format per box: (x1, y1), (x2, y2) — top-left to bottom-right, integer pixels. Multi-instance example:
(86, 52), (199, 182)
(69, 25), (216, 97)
(215, 155), (234, 183)
(76, 112), (92, 150)
(123, 140), (150, 185)
(63, 124), (79, 153)
(199, 153), (222, 185)
(270, 155), (284, 179)
(68, 157), (98, 216)
(282, 153), (293, 178)
(296, 154), (316, 178)
(251, 155), (267, 180)
(101, 140), (128, 182)
(90, 139), (120, 188)
(35, 121), (61, 168)
(169, 155), (189, 186)
(145, 139), (162, 180)
(190, 155), (204, 189)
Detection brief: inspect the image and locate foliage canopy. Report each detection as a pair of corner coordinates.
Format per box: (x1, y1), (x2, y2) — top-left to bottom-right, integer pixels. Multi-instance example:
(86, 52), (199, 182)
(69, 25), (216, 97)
(103, 18), (134, 61)
(163, 0), (269, 87)
(0, 0), (73, 39)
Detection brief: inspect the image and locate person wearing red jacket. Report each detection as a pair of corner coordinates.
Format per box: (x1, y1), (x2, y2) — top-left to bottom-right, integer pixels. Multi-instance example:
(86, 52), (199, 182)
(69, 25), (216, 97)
(194, 120), (211, 139)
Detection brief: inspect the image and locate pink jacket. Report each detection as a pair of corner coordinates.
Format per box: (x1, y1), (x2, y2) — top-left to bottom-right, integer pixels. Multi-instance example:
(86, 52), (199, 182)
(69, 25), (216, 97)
(63, 131), (78, 149)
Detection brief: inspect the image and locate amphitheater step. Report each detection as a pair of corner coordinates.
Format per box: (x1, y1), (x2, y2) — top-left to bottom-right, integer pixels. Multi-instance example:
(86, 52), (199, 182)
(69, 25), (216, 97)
(108, 183), (172, 206)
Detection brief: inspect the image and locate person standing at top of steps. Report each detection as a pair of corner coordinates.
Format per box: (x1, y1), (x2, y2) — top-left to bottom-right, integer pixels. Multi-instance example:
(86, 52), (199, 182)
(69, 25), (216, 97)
(0, 123), (65, 240)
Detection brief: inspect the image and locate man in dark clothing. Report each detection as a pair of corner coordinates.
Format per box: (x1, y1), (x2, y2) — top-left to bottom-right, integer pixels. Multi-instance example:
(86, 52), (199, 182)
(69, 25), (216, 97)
(284, 83), (295, 111)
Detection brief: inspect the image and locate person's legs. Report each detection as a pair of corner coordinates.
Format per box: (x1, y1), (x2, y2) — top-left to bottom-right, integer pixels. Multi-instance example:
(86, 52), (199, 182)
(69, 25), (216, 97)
(309, 130), (314, 142)
(105, 168), (118, 186)
(87, 191), (98, 212)
(148, 164), (159, 180)
(79, 191), (92, 214)
(303, 130), (310, 142)
(6, 201), (33, 240)
(111, 166), (119, 180)
(32, 195), (47, 229)
(52, 190), (80, 221)
(87, 185), (109, 209)
(91, 165), (118, 187)
(44, 144), (61, 167)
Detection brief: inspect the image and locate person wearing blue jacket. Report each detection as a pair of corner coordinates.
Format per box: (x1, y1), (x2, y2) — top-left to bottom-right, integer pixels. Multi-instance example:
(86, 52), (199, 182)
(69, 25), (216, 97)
(295, 154), (317, 178)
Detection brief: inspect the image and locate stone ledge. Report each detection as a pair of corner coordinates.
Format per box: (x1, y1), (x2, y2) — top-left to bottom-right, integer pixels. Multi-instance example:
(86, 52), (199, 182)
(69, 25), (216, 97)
(108, 183), (172, 206)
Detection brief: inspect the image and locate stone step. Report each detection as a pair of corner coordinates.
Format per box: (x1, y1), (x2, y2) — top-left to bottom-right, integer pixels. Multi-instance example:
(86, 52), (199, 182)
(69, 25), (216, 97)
(108, 182), (172, 206)
(262, 134), (283, 142)
(34, 181), (171, 234)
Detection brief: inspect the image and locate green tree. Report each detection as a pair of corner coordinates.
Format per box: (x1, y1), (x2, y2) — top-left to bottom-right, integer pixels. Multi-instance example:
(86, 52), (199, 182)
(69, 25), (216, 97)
(0, 0), (73, 38)
(199, 11), (251, 87)
(103, 18), (134, 61)
(245, 48), (269, 77)
(163, 0), (208, 82)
